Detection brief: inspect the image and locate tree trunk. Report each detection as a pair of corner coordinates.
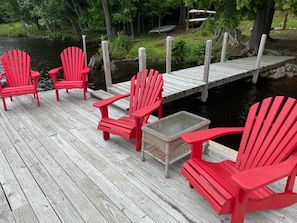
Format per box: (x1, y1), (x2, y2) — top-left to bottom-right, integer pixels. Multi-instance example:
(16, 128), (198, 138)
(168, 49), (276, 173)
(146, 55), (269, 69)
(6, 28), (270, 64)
(101, 0), (113, 40)
(250, 5), (275, 52)
(179, 2), (186, 27)
(42, 16), (55, 38)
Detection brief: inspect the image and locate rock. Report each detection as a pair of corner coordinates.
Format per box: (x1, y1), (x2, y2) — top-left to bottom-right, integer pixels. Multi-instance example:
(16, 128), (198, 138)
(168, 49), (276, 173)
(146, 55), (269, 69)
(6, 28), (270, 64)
(267, 66), (286, 79)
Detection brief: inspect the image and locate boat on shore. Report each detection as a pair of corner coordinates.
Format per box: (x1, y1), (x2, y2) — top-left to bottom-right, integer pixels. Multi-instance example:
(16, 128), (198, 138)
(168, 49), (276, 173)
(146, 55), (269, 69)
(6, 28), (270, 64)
(148, 25), (177, 33)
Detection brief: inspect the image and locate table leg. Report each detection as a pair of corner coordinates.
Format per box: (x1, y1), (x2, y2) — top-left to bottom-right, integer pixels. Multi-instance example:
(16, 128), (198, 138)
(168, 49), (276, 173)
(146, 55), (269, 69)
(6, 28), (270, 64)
(141, 140), (145, 161)
(164, 144), (170, 178)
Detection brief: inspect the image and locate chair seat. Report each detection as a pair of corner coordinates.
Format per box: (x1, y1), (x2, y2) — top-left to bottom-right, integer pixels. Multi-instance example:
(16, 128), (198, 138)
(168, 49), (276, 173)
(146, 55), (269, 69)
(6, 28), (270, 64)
(98, 117), (136, 139)
(55, 80), (85, 89)
(2, 85), (36, 96)
(182, 159), (274, 215)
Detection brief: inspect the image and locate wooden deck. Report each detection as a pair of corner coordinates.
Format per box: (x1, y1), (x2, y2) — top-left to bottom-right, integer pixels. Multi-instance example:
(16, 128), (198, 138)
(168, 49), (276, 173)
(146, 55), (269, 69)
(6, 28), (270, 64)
(1, 89), (297, 222)
(91, 55), (295, 110)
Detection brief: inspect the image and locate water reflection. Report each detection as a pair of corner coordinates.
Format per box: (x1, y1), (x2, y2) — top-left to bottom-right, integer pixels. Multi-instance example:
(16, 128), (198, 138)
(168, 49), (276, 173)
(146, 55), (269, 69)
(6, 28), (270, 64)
(164, 76), (297, 149)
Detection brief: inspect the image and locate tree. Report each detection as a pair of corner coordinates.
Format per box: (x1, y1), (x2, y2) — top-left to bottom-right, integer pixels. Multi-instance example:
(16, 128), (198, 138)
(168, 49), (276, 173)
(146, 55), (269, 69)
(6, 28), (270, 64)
(183, 0), (297, 52)
(236, 0), (275, 52)
(111, 0), (137, 36)
(144, 0), (180, 30)
(101, 0), (113, 40)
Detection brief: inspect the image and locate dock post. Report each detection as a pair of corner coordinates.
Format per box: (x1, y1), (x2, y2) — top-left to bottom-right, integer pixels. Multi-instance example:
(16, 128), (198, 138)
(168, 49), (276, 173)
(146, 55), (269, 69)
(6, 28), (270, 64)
(252, 34), (267, 83)
(220, 32), (228, 63)
(82, 35), (87, 66)
(101, 41), (113, 89)
(82, 35), (88, 82)
(201, 40), (212, 102)
(139, 47), (147, 72)
(166, 36), (172, 74)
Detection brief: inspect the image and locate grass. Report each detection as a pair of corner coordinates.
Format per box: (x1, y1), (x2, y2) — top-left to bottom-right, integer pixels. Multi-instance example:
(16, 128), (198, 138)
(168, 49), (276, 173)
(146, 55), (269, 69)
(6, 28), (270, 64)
(0, 22), (26, 36)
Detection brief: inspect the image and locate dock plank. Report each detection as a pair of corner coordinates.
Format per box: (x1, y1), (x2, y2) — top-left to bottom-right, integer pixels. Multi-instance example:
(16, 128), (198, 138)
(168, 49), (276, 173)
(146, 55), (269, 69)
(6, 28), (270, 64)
(91, 55), (295, 104)
(1, 89), (297, 223)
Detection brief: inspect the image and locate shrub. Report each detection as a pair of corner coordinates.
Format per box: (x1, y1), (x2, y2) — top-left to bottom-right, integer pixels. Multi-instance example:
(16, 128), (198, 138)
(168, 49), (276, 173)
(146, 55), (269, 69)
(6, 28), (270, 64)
(172, 38), (187, 63)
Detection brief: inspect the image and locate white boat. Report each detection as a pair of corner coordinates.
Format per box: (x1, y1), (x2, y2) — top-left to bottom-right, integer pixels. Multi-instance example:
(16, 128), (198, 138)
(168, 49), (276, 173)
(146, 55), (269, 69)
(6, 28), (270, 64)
(148, 25), (177, 33)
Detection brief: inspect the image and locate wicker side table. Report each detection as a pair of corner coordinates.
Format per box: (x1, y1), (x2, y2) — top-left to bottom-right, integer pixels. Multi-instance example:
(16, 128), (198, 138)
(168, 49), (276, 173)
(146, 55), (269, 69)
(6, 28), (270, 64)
(141, 111), (210, 178)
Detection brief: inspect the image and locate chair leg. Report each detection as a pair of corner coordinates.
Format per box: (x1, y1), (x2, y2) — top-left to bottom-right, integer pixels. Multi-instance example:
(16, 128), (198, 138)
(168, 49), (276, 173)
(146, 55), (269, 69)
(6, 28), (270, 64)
(2, 97), (7, 111)
(56, 89), (59, 101)
(103, 131), (110, 140)
(83, 88), (87, 100)
(135, 133), (142, 151)
(84, 82), (88, 100)
(36, 93), (40, 106)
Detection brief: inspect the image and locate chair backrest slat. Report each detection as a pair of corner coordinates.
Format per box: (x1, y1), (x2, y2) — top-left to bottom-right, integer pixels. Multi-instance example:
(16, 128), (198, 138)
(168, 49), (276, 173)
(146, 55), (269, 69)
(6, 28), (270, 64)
(235, 96), (297, 171)
(129, 69), (163, 122)
(1, 50), (31, 87)
(61, 47), (85, 81)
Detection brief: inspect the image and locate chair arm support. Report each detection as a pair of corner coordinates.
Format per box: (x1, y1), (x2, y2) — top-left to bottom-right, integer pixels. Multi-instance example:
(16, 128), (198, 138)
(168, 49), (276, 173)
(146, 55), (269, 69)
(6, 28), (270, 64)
(48, 66), (63, 84)
(232, 152), (297, 191)
(30, 70), (40, 86)
(30, 70), (40, 79)
(182, 127), (244, 144)
(93, 93), (130, 108)
(132, 99), (163, 118)
(82, 67), (90, 80)
(0, 72), (4, 90)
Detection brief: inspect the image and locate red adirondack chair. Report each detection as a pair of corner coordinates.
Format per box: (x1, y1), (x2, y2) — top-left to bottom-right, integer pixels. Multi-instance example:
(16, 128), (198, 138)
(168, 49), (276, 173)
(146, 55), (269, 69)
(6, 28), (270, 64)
(0, 50), (40, 111)
(93, 69), (164, 151)
(48, 46), (90, 101)
(181, 96), (297, 223)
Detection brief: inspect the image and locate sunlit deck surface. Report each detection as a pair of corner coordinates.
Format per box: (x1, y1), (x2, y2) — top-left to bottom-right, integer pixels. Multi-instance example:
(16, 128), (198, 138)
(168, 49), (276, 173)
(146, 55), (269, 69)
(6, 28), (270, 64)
(1, 89), (297, 223)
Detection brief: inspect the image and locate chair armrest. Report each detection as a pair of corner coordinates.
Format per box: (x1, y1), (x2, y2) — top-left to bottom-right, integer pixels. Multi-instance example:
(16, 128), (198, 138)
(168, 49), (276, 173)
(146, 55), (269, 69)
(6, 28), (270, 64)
(48, 66), (63, 76)
(182, 127), (244, 144)
(48, 66), (63, 83)
(81, 67), (90, 81)
(82, 67), (90, 75)
(232, 152), (297, 191)
(30, 71), (40, 86)
(93, 93), (130, 108)
(30, 70), (40, 79)
(132, 99), (163, 118)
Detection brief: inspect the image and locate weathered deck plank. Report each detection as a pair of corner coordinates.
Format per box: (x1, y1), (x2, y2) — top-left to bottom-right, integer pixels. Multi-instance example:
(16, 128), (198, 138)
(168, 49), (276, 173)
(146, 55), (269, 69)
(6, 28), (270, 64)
(0, 89), (297, 223)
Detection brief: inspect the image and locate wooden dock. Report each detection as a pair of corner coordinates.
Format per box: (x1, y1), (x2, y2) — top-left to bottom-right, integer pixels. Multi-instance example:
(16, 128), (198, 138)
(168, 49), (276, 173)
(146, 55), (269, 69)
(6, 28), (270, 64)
(1, 89), (297, 222)
(91, 55), (295, 110)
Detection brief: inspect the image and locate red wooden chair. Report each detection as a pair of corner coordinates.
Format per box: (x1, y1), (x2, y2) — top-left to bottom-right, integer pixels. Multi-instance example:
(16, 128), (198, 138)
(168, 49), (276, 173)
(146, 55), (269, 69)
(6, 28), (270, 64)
(48, 46), (90, 101)
(0, 50), (40, 111)
(93, 69), (164, 151)
(181, 96), (297, 223)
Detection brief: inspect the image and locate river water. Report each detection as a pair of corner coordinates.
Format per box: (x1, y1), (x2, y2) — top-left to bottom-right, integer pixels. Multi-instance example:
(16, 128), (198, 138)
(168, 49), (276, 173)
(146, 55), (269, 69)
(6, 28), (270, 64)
(1, 36), (297, 149)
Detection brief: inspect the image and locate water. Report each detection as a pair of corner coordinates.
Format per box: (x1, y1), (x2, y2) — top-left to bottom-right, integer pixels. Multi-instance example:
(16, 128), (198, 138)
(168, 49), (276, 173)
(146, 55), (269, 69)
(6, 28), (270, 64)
(1, 36), (297, 149)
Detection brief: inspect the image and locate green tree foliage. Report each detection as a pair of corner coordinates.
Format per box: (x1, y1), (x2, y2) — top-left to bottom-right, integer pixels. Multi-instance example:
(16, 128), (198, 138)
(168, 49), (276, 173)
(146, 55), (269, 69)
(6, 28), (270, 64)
(144, 0), (180, 28)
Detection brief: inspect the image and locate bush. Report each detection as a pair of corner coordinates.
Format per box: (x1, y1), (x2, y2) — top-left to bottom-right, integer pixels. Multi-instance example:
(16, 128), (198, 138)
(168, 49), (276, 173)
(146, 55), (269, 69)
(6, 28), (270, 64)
(172, 38), (187, 63)
(110, 32), (133, 60)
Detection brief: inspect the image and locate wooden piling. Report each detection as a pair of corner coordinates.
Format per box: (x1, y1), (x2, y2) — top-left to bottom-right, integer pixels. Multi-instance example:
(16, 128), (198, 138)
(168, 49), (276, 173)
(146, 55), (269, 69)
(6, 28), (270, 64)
(166, 36), (172, 74)
(220, 32), (228, 63)
(101, 41), (112, 89)
(252, 34), (267, 83)
(201, 40), (212, 102)
(138, 47), (147, 72)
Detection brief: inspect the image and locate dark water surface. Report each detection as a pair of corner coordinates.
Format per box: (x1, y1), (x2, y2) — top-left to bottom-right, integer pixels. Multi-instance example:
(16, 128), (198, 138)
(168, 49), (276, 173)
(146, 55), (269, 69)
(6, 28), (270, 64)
(1, 36), (297, 149)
